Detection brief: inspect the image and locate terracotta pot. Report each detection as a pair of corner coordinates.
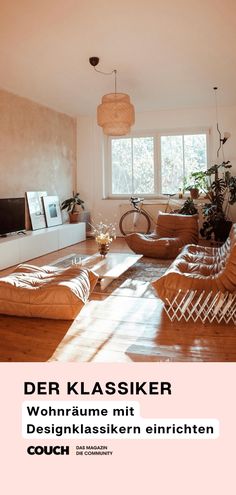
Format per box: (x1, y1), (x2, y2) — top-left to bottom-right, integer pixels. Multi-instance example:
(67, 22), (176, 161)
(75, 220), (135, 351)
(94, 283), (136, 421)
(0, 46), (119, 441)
(69, 212), (80, 223)
(189, 188), (199, 200)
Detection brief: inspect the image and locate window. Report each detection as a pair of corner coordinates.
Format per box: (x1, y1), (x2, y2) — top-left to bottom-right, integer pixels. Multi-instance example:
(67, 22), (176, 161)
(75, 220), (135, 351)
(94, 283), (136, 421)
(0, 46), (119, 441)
(111, 136), (155, 195)
(161, 133), (207, 194)
(107, 130), (208, 197)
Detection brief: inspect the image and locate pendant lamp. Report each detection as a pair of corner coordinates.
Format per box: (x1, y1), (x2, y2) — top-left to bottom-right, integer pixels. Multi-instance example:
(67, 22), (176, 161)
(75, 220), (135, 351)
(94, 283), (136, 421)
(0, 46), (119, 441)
(89, 57), (135, 136)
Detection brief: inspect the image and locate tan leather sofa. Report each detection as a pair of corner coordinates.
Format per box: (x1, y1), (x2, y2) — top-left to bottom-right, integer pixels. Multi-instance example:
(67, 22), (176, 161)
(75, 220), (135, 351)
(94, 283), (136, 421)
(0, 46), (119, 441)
(125, 211), (199, 259)
(153, 224), (236, 301)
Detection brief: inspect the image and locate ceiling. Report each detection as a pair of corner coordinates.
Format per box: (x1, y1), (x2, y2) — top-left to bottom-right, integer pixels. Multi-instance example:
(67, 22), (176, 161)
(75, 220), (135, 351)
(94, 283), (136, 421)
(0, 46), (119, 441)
(0, 0), (236, 116)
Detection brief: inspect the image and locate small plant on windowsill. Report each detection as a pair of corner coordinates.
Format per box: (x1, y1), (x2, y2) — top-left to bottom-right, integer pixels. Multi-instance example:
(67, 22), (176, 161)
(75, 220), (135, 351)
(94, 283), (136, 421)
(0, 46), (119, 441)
(183, 172), (208, 200)
(61, 192), (85, 223)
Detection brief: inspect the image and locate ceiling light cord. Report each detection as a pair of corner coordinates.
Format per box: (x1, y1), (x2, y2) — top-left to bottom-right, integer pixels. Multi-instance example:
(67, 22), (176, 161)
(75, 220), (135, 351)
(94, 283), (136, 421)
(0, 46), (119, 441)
(89, 58), (118, 94)
(93, 67), (117, 94)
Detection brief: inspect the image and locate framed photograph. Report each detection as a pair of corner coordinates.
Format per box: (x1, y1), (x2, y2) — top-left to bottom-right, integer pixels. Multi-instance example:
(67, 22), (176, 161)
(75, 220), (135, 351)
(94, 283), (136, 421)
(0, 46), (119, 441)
(43, 195), (62, 227)
(26, 191), (47, 230)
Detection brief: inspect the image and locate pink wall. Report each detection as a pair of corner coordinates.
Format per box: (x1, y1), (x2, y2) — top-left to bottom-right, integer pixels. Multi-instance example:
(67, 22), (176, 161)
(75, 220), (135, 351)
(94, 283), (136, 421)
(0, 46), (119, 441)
(0, 89), (76, 203)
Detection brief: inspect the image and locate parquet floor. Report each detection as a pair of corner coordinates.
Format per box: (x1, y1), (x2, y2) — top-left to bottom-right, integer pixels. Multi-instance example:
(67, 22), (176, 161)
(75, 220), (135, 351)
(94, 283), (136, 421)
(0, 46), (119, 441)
(0, 238), (235, 362)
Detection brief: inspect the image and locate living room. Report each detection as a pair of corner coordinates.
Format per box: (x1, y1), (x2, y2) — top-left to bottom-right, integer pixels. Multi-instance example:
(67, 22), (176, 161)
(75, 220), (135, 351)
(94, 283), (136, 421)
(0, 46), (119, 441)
(0, 1), (236, 363)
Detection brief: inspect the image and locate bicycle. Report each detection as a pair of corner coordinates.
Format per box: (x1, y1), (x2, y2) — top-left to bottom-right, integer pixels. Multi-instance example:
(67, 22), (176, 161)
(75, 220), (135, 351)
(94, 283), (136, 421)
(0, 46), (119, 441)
(119, 194), (179, 235)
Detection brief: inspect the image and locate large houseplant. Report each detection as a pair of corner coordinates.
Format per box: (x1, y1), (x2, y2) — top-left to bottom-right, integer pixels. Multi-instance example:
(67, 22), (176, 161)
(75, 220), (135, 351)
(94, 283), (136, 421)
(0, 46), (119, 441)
(61, 192), (85, 223)
(199, 161), (236, 241)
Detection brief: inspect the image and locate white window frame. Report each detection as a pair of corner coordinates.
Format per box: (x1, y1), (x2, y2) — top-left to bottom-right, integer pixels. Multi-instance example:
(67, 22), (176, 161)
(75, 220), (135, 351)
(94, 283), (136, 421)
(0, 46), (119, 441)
(104, 128), (210, 199)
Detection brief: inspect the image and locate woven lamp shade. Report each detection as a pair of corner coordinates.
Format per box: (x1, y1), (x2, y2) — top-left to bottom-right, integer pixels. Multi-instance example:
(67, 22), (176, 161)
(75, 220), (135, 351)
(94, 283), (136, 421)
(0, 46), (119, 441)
(97, 92), (135, 136)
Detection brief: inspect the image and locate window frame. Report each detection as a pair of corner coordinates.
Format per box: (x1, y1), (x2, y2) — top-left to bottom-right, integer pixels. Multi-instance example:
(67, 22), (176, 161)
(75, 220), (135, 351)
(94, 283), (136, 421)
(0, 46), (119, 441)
(104, 127), (210, 199)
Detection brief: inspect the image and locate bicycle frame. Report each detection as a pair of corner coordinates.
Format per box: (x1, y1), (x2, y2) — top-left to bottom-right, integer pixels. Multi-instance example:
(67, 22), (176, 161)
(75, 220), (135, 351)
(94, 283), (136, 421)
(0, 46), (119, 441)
(132, 210), (143, 228)
(119, 195), (181, 236)
(130, 195), (178, 225)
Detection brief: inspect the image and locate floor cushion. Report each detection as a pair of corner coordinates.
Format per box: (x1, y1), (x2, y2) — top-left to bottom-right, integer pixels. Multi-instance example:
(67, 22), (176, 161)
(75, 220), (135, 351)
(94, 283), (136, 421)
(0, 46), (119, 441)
(125, 212), (199, 259)
(0, 264), (98, 319)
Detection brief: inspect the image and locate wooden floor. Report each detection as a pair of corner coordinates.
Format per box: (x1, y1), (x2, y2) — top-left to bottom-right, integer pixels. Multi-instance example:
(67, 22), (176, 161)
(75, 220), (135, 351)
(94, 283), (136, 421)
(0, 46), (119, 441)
(0, 238), (235, 362)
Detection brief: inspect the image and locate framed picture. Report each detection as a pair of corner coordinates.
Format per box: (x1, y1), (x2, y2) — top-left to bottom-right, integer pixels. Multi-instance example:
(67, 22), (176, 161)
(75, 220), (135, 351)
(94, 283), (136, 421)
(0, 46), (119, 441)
(26, 191), (47, 230)
(43, 196), (62, 227)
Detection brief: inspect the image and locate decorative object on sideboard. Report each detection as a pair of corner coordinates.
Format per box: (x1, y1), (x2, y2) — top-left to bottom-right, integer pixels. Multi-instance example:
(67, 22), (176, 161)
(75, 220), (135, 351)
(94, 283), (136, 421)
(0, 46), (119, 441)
(89, 56), (135, 136)
(43, 195), (62, 227)
(61, 192), (85, 223)
(26, 191), (47, 230)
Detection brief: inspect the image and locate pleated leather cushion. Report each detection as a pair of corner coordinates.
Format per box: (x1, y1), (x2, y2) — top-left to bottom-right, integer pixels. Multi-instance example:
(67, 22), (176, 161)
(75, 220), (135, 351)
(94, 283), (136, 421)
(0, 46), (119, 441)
(153, 224), (236, 301)
(125, 234), (182, 259)
(125, 212), (199, 259)
(155, 211), (199, 244)
(0, 264), (98, 319)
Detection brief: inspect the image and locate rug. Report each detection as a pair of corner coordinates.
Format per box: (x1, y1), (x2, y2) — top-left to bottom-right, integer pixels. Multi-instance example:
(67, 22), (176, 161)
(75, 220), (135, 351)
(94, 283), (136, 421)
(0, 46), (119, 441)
(52, 253), (171, 299)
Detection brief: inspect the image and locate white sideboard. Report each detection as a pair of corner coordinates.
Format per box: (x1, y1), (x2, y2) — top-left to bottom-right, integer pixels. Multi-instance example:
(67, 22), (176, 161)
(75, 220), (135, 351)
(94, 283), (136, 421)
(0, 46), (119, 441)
(0, 223), (86, 270)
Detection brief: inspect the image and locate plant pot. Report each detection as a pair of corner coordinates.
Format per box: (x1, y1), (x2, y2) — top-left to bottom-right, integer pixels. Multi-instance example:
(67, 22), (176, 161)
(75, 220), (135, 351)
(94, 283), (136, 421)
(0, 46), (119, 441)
(69, 212), (80, 223)
(189, 188), (199, 200)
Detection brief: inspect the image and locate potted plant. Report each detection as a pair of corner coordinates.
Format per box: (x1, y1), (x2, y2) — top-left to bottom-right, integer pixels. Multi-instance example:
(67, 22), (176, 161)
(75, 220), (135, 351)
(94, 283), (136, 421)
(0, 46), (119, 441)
(200, 161), (235, 241)
(61, 192), (85, 223)
(177, 198), (198, 215)
(184, 172), (208, 199)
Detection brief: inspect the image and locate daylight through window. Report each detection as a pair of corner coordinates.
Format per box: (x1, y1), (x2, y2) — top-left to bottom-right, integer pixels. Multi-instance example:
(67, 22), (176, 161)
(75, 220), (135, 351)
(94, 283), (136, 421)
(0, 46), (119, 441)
(108, 132), (208, 197)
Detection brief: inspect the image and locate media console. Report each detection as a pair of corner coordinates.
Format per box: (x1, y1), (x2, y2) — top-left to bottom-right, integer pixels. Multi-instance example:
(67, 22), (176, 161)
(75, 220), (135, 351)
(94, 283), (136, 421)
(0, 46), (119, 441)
(0, 223), (86, 270)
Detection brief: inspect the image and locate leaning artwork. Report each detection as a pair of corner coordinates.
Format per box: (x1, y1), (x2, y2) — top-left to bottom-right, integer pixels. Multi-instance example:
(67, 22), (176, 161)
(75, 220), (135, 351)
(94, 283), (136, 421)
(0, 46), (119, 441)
(26, 191), (47, 230)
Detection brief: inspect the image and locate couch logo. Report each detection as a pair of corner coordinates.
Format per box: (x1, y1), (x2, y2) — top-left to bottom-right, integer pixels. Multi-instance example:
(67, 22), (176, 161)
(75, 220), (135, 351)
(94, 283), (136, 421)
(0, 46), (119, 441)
(27, 445), (69, 455)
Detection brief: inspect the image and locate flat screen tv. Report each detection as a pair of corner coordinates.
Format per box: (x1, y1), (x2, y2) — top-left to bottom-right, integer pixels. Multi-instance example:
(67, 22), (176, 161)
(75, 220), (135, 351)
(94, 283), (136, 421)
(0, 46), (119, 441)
(0, 198), (25, 236)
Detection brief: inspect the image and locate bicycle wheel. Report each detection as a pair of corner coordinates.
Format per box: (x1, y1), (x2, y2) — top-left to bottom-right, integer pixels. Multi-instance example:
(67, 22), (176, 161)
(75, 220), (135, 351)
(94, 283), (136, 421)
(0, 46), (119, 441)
(119, 209), (151, 235)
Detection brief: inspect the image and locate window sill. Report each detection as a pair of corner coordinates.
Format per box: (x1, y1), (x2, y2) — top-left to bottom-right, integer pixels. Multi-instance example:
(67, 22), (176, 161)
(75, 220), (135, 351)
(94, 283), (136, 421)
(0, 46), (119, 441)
(102, 195), (208, 202)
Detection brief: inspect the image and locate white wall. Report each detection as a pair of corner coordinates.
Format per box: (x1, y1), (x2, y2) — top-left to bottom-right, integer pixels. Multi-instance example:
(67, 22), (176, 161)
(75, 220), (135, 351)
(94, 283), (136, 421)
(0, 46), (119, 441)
(77, 105), (236, 229)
